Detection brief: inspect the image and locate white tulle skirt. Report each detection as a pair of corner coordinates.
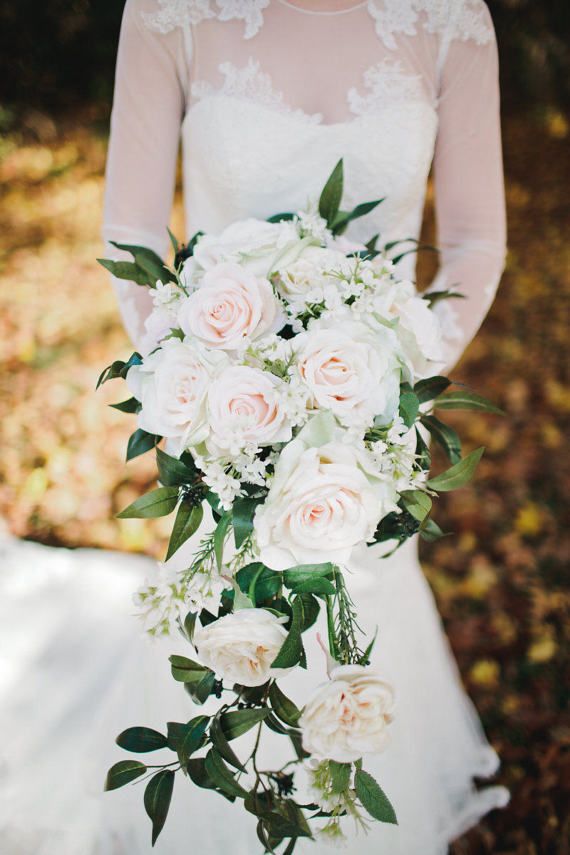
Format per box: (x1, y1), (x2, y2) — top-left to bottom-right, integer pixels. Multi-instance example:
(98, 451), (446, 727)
(0, 530), (508, 855)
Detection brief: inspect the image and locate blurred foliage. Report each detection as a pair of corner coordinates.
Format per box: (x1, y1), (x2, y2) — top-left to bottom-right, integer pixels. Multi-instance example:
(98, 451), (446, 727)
(0, 2), (568, 853)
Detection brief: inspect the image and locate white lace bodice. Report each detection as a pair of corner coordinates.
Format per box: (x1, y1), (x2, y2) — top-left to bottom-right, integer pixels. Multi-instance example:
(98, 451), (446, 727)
(103, 0), (506, 368)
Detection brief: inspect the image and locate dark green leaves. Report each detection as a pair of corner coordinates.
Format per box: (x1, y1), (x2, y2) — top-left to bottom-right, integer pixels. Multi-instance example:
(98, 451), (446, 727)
(144, 770), (175, 845)
(166, 502), (203, 560)
(434, 390), (503, 415)
(318, 159), (344, 226)
(156, 447), (196, 486)
(399, 389), (420, 428)
(400, 490), (432, 523)
(116, 727), (167, 753)
(423, 289), (465, 308)
(97, 258), (152, 287)
(117, 486), (178, 519)
(214, 512), (232, 569)
(126, 428), (159, 461)
(105, 759), (146, 791)
(271, 596), (304, 669)
(283, 564), (334, 593)
(269, 682), (301, 728)
(427, 446), (485, 492)
(110, 241), (176, 286)
(414, 375), (451, 404)
(169, 655), (211, 683)
(355, 770), (397, 825)
(167, 715), (209, 762)
(329, 761), (351, 794)
(110, 397), (140, 413)
(236, 562), (281, 605)
(211, 714), (246, 772)
(220, 707), (270, 741)
(232, 496), (260, 548)
(204, 749), (248, 799)
(420, 414), (462, 464)
(97, 352), (142, 389)
(330, 198), (384, 235)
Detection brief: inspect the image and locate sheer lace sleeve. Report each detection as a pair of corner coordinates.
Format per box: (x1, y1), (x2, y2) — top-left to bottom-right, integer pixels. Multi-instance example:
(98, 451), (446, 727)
(102, 0), (190, 348)
(428, 5), (506, 370)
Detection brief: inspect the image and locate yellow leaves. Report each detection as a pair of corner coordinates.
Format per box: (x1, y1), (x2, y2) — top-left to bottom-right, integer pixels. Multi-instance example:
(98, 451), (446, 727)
(515, 502), (544, 538)
(527, 636), (558, 665)
(469, 659), (500, 689)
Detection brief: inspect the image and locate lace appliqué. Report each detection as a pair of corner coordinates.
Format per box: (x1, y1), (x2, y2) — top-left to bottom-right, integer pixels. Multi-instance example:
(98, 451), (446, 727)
(142, 0), (268, 39)
(367, 0), (493, 51)
(348, 60), (424, 116)
(191, 58), (323, 124)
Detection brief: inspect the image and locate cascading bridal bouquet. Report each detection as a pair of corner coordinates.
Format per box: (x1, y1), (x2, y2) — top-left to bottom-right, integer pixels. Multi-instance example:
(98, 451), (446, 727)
(98, 160), (501, 850)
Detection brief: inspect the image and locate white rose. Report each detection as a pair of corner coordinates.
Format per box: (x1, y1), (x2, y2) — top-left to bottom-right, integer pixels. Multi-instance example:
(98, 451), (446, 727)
(178, 262), (282, 351)
(275, 246), (350, 302)
(193, 219), (299, 276)
(126, 338), (228, 456)
(193, 608), (290, 687)
(299, 664), (394, 762)
(254, 414), (398, 570)
(206, 365), (292, 455)
(138, 305), (177, 357)
(395, 294), (444, 379)
(294, 320), (401, 428)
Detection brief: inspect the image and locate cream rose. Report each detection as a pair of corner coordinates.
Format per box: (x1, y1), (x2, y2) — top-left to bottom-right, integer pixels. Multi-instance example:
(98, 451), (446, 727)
(294, 321), (401, 427)
(178, 262), (282, 351)
(206, 365), (292, 455)
(275, 246), (350, 302)
(193, 608), (290, 687)
(254, 415), (399, 570)
(126, 339), (227, 457)
(192, 219), (299, 276)
(299, 664), (395, 762)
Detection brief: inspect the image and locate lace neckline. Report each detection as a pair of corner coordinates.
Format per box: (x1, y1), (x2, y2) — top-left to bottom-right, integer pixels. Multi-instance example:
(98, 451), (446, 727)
(276, 0), (367, 15)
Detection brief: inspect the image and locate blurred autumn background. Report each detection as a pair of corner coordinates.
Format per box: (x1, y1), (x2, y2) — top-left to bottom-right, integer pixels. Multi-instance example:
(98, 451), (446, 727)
(0, 1), (568, 852)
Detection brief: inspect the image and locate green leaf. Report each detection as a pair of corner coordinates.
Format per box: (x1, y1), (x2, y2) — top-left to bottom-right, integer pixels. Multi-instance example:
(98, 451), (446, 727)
(399, 390), (420, 429)
(232, 496), (259, 549)
(269, 682), (301, 728)
(167, 227), (179, 254)
(318, 159), (344, 226)
(96, 352), (142, 389)
(330, 198), (384, 235)
(204, 749), (248, 799)
(423, 289), (465, 308)
(116, 727), (168, 753)
(283, 564), (334, 591)
(214, 512), (232, 570)
(117, 486), (179, 519)
(414, 376), (451, 404)
(126, 428), (159, 461)
(292, 577), (336, 596)
(220, 708), (270, 741)
(183, 610), (198, 642)
(427, 446), (485, 492)
(166, 502), (204, 560)
(110, 241), (176, 285)
(167, 715), (209, 762)
(105, 759), (146, 791)
(355, 770), (397, 824)
(298, 592), (320, 631)
(420, 414), (462, 464)
(169, 654), (210, 683)
(110, 397), (140, 413)
(266, 212), (296, 223)
(236, 563), (281, 604)
(433, 391), (503, 415)
(415, 427), (431, 469)
(144, 770), (175, 845)
(156, 447), (196, 486)
(184, 670), (216, 705)
(419, 518), (448, 542)
(329, 761), (351, 794)
(97, 258), (153, 287)
(400, 490), (432, 523)
(211, 715), (246, 772)
(187, 757), (216, 790)
(271, 597), (304, 669)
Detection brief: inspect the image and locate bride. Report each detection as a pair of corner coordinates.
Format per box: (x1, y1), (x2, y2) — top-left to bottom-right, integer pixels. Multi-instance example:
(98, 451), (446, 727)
(0, 1), (510, 852)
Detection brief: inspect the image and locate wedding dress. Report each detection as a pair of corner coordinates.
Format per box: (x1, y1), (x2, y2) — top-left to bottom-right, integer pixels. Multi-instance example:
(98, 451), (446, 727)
(0, 1), (509, 853)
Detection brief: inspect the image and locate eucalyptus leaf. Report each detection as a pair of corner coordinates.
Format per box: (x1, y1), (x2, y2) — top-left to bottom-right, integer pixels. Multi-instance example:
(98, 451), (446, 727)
(166, 502), (204, 560)
(126, 428), (159, 461)
(355, 769), (397, 825)
(144, 769), (175, 845)
(427, 446), (485, 492)
(318, 159), (344, 226)
(105, 759), (146, 791)
(420, 414), (462, 464)
(116, 727), (168, 753)
(433, 391), (503, 415)
(117, 486), (178, 519)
